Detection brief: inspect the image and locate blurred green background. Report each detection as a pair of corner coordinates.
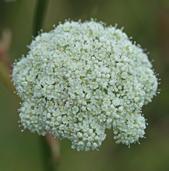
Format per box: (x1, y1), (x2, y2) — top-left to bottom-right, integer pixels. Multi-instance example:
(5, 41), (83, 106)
(0, 0), (169, 171)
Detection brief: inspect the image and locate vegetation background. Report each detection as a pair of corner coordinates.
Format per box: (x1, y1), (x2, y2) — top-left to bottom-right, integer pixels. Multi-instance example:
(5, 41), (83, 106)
(0, 0), (169, 171)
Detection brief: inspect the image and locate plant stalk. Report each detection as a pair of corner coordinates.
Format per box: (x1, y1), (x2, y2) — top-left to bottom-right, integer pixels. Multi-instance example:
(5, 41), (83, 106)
(33, 1), (60, 171)
(33, 0), (48, 36)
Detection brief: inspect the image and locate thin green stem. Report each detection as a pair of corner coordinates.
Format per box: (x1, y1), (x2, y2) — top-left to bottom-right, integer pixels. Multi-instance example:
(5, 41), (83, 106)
(40, 136), (59, 171)
(33, 0), (48, 36)
(33, 1), (59, 171)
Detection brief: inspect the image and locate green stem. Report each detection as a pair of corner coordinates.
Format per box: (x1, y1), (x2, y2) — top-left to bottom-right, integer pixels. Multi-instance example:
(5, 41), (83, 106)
(40, 136), (59, 171)
(33, 1), (59, 171)
(33, 0), (48, 36)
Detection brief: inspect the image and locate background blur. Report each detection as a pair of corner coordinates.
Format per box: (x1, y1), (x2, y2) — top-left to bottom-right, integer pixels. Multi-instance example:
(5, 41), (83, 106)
(0, 0), (169, 171)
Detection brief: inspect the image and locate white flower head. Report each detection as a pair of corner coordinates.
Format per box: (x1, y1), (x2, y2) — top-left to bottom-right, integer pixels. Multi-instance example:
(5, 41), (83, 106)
(12, 20), (158, 151)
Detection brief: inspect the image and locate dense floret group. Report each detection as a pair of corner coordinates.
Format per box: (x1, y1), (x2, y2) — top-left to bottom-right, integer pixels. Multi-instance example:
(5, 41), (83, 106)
(12, 20), (158, 151)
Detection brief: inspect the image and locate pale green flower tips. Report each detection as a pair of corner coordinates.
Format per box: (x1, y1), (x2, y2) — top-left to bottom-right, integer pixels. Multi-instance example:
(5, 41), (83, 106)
(12, 20), (158, 151)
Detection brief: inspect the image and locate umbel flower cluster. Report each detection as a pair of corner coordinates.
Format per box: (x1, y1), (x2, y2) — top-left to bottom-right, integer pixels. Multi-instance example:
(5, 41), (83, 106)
(12, 20), (158, 151)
